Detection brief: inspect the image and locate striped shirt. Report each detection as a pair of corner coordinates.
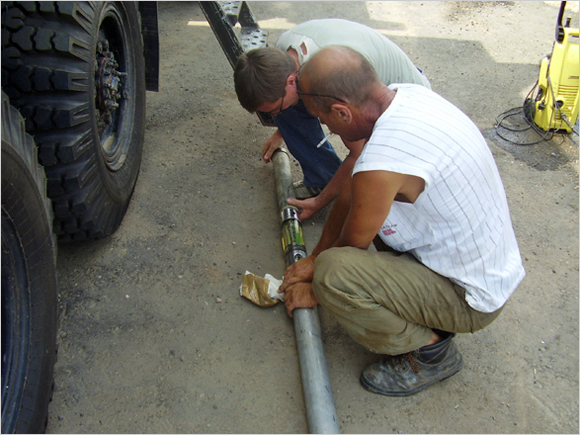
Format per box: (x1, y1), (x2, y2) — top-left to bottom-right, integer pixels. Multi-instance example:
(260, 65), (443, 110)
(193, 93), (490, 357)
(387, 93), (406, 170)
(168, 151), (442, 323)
(353, 84), (525, 313)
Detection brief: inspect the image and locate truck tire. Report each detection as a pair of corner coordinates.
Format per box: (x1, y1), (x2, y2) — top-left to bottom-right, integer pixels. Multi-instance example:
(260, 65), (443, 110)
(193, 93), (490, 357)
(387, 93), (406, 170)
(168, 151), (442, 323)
(1, 1), (146, 242)
(1, 91), (58, 434)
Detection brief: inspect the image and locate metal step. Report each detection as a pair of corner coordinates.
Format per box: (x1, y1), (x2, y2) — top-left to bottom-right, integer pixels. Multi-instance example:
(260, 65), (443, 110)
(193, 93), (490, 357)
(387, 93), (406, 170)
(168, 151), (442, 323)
(240, 27), (269, 52)
(199, 1), (274, 126)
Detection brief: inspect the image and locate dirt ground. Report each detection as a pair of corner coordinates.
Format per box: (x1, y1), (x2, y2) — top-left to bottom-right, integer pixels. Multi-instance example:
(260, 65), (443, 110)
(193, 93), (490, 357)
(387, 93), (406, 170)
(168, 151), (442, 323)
(47, 2), (579, 433)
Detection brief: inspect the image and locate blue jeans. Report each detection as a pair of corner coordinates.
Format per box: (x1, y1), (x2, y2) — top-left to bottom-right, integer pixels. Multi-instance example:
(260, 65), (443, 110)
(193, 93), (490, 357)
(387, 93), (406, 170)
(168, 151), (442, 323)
(274, 99), (342, 188)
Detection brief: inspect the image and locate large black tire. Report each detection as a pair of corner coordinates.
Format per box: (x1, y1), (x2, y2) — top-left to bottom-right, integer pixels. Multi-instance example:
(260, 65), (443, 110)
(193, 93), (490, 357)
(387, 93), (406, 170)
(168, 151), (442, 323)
(2, 1), (146, 242)
(1, 91), (58, 434)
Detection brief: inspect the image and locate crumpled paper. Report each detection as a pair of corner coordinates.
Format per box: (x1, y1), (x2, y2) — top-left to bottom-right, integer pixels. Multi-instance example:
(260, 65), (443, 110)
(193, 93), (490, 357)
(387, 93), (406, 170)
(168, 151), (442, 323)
(239, 271), (284, 307)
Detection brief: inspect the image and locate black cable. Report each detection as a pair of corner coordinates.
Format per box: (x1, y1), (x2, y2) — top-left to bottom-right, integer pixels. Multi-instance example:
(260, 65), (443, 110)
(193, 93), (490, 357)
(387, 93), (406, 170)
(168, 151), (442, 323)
(495, 68), (578, 145)
(495, 105), (555, 146)
(495, 80), (553, 145)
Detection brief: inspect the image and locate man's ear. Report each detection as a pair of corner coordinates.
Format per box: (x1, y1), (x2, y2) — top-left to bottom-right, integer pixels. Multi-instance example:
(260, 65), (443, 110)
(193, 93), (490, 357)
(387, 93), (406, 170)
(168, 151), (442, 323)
(287, 73), (296, 89)
(331, 103), (352, 123)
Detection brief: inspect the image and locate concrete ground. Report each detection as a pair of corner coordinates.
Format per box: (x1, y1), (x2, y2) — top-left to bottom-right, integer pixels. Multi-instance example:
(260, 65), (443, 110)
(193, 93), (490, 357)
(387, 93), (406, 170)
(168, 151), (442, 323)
(47, 2), (578, 433)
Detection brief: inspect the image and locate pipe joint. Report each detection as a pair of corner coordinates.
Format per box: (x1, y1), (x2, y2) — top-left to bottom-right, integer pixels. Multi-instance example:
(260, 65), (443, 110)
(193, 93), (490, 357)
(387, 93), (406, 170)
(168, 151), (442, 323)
(281, 205), (300, 223)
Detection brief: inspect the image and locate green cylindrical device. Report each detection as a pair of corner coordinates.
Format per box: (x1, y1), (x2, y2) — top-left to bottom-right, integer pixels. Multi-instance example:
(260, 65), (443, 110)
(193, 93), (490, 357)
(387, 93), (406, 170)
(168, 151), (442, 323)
(281, 206), (307, 265)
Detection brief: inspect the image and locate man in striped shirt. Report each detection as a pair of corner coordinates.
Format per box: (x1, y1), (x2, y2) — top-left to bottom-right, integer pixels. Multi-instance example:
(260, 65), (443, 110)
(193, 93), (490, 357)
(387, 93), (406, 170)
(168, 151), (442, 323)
(278, 46), (525, 396)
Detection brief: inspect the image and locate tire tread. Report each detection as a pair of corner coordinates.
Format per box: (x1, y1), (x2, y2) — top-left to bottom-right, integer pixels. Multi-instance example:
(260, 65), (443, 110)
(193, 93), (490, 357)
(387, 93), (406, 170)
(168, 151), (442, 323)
(2, 1), (145, 242)
(1, 90), (57, 434)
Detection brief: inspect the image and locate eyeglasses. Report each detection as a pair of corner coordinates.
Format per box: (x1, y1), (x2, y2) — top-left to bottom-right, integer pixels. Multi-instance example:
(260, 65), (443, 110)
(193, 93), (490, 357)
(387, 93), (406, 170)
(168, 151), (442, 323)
(264, 93), (285, 116)
(295, 66), (347, 104)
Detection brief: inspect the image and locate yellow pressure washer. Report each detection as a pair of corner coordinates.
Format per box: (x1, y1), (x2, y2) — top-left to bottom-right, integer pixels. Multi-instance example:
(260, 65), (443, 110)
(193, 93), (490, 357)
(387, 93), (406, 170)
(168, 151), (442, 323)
(498, 1), (579, 144)
(527, 1), (579, 133)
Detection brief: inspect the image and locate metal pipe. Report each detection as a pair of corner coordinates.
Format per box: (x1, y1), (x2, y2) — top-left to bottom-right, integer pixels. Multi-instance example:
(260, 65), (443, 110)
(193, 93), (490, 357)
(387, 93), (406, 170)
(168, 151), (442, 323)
(271, 147), (340, 434)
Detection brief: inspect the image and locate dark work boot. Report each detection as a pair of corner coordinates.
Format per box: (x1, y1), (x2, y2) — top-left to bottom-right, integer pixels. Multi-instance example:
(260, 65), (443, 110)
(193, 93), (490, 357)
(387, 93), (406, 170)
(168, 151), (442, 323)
(360, 332), (463, 396)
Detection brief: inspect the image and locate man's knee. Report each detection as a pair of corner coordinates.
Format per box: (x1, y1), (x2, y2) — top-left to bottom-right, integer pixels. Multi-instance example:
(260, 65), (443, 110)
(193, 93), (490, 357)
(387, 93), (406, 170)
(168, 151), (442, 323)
(314, 245), (350, 275)
(312, 247), (362, 306)
(313, 248), (339, 302)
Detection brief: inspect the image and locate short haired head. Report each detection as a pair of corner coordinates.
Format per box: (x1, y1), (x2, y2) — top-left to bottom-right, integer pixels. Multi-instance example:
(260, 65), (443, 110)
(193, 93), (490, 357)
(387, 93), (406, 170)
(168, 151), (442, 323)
(297, 46), (379, 114)
(234, 47), (296, 113)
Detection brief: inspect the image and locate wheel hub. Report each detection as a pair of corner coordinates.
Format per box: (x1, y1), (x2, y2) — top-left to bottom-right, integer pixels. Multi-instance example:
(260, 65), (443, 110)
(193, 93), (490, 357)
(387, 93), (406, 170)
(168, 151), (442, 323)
(95, 39), (126, 129)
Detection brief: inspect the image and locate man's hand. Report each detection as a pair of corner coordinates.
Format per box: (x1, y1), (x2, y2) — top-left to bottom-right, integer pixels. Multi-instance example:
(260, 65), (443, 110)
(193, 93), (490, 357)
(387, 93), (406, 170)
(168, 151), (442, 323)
(280, 281), (319, 318)
(285, 142), (364, 221)
(287, 197), (320, 221)
(278, 255), (316, 293)
(278, 256), (318, 317)
(261, 129), (284, 163)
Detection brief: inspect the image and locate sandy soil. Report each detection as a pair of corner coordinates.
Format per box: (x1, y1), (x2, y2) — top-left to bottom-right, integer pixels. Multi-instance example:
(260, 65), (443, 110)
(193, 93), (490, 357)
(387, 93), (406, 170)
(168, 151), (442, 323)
(47, 2), (578, 433)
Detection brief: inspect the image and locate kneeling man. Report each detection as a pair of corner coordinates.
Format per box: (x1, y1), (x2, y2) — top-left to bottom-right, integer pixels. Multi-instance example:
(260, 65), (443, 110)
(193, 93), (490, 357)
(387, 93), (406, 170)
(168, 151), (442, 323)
(279, 46), (525, 396)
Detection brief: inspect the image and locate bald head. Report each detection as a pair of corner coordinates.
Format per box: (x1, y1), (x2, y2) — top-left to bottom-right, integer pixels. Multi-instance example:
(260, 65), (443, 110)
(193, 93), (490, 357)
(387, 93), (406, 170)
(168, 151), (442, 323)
(298, 46), (380, 113)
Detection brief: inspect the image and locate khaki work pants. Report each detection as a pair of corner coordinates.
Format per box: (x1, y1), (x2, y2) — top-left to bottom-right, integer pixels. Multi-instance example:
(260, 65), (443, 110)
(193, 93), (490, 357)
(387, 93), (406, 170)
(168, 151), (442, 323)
(312, 246), (503, 355)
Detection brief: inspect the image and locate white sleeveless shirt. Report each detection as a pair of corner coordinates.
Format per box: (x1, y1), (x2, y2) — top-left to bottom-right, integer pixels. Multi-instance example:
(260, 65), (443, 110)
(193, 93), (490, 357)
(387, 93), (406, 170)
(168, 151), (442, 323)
(353, 84), (525, 313)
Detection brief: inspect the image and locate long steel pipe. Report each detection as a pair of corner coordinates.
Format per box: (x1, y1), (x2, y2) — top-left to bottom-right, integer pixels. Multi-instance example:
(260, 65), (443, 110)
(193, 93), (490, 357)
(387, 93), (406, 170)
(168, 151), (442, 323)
(271, 147), (339, 434)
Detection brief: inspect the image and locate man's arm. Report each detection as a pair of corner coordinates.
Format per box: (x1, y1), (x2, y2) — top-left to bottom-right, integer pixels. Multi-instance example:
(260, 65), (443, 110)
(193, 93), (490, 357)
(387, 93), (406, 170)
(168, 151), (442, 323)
(311, 172), (354, 256)
(279, 169), (424, 316)
(277, 173), (353, 306)
(337, 170), (425, 249)
(278, 176), (353, 316)
(287, 138), (365, 220)
(261, 129), (284, 163)
(287, 169), (424, 267)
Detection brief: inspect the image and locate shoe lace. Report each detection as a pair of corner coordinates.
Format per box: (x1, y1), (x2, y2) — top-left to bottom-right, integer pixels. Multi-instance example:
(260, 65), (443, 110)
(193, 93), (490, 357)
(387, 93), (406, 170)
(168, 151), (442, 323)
(404, 352), (421, 373)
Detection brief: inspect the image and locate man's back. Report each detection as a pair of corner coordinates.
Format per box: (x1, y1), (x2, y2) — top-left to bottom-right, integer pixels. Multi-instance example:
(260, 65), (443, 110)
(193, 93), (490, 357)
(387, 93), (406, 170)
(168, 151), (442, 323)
(353, 84), (525, 313)
(276, 19), (431, 88)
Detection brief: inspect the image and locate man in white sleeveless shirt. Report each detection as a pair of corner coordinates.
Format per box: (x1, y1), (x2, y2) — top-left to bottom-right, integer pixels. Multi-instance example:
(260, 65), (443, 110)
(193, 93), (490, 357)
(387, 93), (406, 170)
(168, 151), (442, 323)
(278, 46), (525, 396)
